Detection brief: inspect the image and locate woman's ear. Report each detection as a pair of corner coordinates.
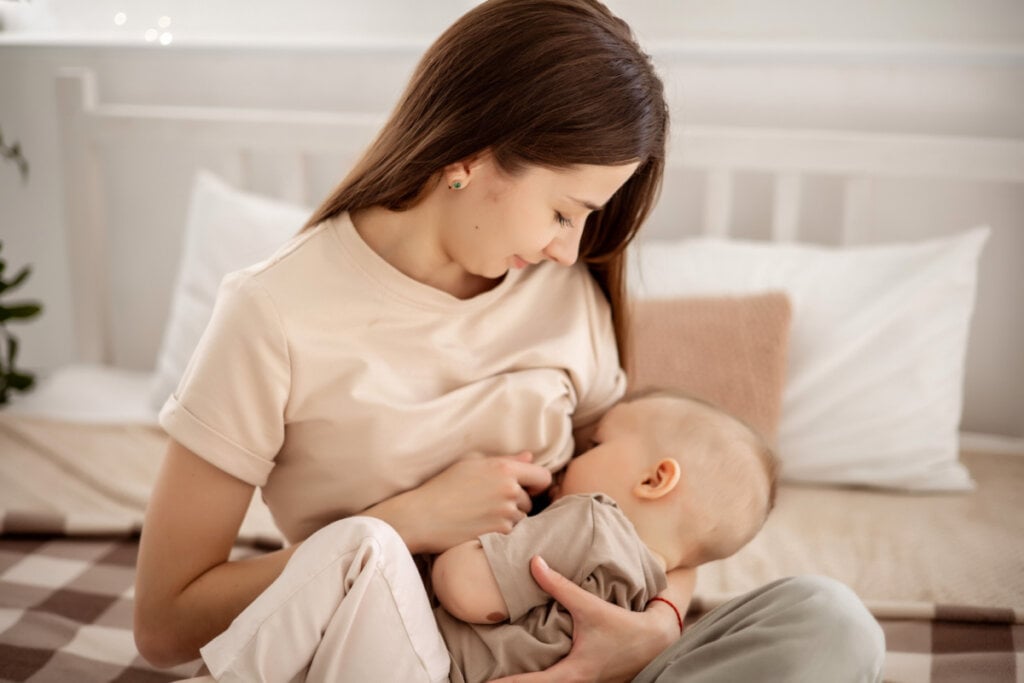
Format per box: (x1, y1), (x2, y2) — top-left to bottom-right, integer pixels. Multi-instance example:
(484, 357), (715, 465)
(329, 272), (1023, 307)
(633, 458), (681, 500)
(445, 148), (493, 188)
(443, 162), (471, 189)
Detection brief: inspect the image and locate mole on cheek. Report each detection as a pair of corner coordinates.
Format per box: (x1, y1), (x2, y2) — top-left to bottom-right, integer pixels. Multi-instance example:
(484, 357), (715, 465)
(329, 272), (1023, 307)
(486, 611), (505, 623)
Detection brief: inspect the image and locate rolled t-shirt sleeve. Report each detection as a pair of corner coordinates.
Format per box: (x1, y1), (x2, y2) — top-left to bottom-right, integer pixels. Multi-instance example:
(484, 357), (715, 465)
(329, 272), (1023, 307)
(158, 271), (290, 486)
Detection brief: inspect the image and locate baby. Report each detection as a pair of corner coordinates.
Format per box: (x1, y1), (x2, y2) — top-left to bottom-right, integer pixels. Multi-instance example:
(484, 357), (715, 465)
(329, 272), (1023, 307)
(430, 389), (779, 683)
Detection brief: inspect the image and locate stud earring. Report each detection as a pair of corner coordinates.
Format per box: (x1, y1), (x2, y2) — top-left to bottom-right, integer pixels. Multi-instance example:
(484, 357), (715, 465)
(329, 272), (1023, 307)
(450, 180), (463, 190)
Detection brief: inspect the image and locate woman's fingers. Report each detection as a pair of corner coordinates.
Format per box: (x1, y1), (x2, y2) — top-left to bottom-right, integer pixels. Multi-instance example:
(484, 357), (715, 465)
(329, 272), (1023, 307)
(503, 456), (553, 497)
(526, 555), (664, 682)
(514, 484), (533, 515)
(496, 454), (544, 515)
(529, 555), (592, 614)
(407, 452), (552, 550)
(487, 557), (598, 682)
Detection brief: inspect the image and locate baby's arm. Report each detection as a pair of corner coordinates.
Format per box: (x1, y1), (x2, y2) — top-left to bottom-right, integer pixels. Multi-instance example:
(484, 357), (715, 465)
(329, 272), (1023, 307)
(432, 539), (509, 624)
(433, 496), (599, 624)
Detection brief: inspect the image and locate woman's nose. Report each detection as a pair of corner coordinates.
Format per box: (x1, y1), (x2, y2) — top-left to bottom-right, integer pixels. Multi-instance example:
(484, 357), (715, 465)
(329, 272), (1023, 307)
(542, 228), (583, 267)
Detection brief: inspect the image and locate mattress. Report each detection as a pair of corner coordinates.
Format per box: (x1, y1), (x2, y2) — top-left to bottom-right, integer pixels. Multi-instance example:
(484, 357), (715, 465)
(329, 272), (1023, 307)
(696, 450), (1024, 614)
(1, 413), (1022, 682)
(0, 413), (280, 544)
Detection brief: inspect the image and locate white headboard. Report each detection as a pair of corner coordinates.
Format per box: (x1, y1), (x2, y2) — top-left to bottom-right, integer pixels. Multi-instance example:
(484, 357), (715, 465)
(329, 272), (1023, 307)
(55, 67), (1024, 437)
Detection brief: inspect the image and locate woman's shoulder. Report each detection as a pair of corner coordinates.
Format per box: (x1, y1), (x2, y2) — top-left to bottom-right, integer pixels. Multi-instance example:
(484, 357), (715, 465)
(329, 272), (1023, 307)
(233, 219), (334, 279)
(520, 261), (611, 321)
(223, 216), (350, 303)
(516, 261), (599, 299)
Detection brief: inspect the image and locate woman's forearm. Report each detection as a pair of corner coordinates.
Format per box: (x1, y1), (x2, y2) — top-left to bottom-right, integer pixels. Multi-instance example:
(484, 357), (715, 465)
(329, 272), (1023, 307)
(135, 544), (300, 667)
(361, 488), (433, 554)
(603, 567), (695, 679)
(135, 441), (304, 668)
(659, 566), (697, 619)
(638, 567), (697, 660)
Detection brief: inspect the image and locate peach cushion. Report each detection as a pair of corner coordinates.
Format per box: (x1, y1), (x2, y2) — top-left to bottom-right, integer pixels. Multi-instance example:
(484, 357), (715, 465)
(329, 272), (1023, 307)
(627, 292), (792, 443)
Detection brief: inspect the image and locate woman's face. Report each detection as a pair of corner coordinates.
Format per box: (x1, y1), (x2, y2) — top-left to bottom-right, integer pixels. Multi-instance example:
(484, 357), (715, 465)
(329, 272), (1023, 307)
(441, 155), (640, 279)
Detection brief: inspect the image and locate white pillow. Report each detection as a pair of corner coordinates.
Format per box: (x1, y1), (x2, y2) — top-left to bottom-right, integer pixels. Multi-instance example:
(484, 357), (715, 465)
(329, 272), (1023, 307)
(629, 227), (990, 491)
(148, 170), (311, 411)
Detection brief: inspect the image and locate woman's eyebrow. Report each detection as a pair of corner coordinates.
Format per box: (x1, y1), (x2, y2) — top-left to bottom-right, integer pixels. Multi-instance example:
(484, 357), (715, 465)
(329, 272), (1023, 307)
(568, 196), (606, 211)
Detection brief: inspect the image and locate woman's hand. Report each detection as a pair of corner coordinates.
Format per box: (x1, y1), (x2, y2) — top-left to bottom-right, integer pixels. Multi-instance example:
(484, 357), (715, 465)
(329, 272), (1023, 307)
(364, 451), (551, 554)
(489, 556), (680, 683)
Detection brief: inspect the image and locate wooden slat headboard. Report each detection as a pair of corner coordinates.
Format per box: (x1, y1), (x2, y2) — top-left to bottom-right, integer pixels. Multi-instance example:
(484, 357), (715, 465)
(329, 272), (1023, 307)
(54, 67), (1024, 437)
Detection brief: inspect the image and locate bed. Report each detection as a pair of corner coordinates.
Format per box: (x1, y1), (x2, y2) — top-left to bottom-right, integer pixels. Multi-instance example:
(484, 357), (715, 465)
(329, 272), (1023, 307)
(1, 67), (1022, 682)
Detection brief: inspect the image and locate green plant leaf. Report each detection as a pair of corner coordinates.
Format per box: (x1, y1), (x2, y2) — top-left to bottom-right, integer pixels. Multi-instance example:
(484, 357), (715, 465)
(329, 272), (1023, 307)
(7, 335), (18, 365)
(6, 371), (35, 391)
(0, 265), (30, 295)
(0, 303), (42, 322)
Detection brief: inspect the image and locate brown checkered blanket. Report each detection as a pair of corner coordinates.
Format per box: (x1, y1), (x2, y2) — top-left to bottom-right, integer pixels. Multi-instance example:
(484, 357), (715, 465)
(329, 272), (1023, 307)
(2, 533), (1021, 683)
(0, 533), (268, 682)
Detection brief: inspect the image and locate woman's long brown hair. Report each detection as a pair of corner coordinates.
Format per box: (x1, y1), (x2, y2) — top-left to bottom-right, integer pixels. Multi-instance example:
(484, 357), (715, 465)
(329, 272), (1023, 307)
(301, 0), (669, 361)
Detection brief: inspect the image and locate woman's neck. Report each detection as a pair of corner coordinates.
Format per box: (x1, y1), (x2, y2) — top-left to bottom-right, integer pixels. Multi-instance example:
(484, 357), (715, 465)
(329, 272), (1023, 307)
(349, 204), (498, 299)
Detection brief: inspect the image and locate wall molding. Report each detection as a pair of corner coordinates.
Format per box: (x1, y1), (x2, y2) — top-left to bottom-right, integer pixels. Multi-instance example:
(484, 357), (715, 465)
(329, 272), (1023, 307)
(2, 34), (1023, 66)
(650, 41), (1024, 66)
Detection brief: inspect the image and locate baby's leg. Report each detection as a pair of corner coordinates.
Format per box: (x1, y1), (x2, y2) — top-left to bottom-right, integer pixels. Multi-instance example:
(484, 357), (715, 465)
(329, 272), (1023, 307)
(200, 516), (450, 683)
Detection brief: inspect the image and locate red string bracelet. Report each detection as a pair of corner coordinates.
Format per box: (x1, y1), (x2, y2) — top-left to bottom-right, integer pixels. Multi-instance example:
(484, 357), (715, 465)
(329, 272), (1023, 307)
(647, 596), (684, 634)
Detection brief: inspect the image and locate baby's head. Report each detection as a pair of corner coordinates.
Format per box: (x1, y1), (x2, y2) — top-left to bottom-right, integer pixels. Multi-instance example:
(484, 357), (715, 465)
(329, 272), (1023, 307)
(553, 389), (778, 570)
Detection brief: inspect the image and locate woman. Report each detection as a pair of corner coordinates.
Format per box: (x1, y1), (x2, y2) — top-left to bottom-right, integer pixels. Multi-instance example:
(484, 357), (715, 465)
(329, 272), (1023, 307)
(134, 1), (884, 681)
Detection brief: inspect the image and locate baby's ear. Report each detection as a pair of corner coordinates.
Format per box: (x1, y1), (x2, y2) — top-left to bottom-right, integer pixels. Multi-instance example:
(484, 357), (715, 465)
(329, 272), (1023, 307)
(634, 458), (681, 500)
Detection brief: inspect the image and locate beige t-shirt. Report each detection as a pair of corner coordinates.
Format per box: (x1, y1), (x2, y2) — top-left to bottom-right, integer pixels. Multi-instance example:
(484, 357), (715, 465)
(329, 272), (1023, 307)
(436, 493), (667, 683)
(159, 213), (626, 543)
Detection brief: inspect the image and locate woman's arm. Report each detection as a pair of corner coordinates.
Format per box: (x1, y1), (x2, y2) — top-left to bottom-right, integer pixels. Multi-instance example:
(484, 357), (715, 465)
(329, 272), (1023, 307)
(489, 558), (695, 683)
(133, 439), (300, 667)
(658, 565), (697, 623)
(135, 443), (549, 666)
(362, 451), (552, 555)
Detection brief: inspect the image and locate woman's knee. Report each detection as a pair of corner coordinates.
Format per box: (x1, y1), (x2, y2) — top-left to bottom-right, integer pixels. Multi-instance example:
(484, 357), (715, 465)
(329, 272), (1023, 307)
(773, 575), (885, 677)
(301, 515), (408, 560)
(635, 575), (884, 683)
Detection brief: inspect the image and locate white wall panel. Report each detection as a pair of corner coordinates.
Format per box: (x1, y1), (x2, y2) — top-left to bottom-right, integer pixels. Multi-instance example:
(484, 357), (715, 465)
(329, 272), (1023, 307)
(0, 5), (1021, 435)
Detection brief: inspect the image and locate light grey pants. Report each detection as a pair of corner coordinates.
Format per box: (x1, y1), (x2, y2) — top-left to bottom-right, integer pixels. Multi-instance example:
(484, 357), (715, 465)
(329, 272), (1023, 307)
(198, 516), (884, 682)
(634, 575), (886, 683)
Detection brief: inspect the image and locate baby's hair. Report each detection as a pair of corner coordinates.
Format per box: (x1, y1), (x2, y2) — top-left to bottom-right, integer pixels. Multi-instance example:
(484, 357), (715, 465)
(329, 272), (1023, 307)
(622, 386), (780, 515)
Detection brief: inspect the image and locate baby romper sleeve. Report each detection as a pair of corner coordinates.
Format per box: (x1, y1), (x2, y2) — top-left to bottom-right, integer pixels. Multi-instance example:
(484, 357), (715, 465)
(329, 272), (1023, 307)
(158, 271), (290, 486)
(478, 494), (656, 622)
